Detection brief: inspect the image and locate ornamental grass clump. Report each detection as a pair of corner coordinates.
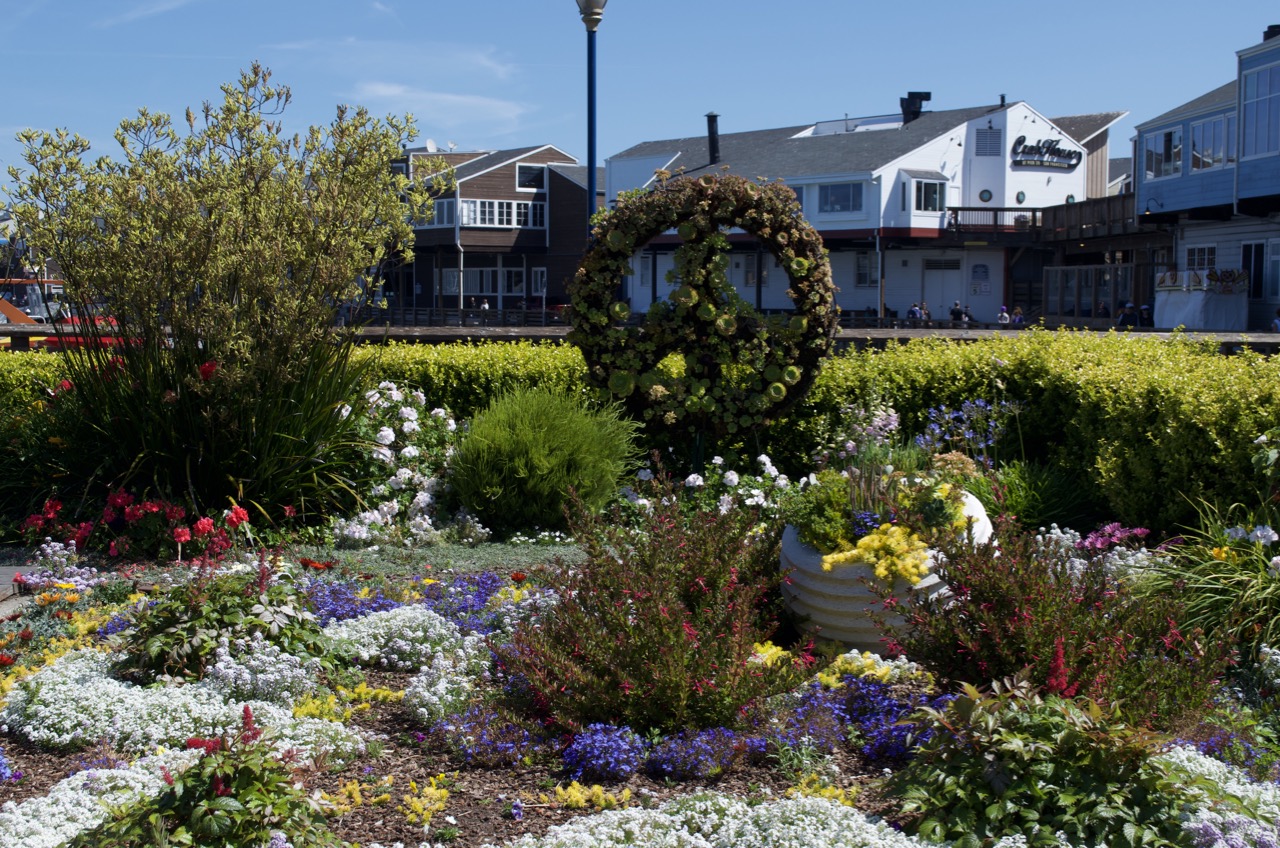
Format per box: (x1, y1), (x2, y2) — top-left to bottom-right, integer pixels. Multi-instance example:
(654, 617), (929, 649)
(448, 387), (641, 536)
(494, 467), (809, 734)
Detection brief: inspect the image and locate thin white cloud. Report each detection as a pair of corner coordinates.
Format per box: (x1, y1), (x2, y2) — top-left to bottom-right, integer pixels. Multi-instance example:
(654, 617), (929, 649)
(266, 38), (518, 82)
(94, 0), (200, 28)
(349, 82), (528, 133)
(370, 1), (393, 12)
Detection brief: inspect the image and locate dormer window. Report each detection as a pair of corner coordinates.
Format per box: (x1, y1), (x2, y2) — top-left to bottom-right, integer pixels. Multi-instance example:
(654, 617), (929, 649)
(517, 165), (546, 192)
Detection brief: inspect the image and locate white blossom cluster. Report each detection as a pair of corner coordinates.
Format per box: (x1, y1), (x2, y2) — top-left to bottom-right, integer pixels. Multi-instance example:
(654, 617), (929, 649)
(0, 650), (365, 763)
(200, 632), (324, 707)
(333, 381), (459, 548)
(402, 635), (491, 724)
(480, 793), (931, 848)
(324, 605), (475, 672)
(1034, 524), (1168, 578)
(1155, 743), (1280, 822)
(0, 746), (202, 848)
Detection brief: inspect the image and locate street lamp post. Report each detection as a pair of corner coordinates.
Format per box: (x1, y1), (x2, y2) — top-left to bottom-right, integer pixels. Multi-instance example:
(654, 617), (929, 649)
(576, 0), (606, 232)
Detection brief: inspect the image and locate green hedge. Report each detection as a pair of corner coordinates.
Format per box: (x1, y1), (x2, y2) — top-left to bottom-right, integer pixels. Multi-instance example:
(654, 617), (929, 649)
(5, 331), (1279, 533)
(353, 341), (590, 418)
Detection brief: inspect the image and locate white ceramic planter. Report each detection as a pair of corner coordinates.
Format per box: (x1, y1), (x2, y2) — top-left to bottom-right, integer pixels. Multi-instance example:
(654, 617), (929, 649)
(779, 492), (992, 651)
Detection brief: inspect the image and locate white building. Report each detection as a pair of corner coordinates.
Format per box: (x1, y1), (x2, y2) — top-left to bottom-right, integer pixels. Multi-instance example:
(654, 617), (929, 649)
(607, 95), (1124, 322)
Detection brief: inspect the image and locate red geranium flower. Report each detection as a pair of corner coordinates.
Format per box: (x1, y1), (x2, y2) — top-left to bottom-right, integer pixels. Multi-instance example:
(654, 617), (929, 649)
(193, 517), (215, 537)
(511, 571), (527, 584)
(173, 527), (192, 544)
(0, 654), (15, 667)
(226, 505), (249, 529)
(198, 360), (218, 382)
(299, 558), (333, 571)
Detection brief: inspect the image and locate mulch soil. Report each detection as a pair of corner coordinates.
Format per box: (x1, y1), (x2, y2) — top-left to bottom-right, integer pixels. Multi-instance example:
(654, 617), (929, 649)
(0, 549), (905, 847)
(0, 665), (895, 847)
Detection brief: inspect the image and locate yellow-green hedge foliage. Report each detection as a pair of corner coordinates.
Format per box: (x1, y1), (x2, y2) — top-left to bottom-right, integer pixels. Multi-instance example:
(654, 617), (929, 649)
(353, 341), (589, 418)
(780, 329), (1280, 531)
(5, 332), (1279, 532)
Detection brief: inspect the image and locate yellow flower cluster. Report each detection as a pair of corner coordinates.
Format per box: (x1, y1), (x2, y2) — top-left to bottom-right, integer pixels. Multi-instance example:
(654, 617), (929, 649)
(820, 523), (930, 584)
(323, 774), (395, 814)
(784, 773), (859, 807)
(749, 641), (789, 666)
(399, 774), (451, 826)
(551, 782), (632, 811)
(814, 650), (935, 689)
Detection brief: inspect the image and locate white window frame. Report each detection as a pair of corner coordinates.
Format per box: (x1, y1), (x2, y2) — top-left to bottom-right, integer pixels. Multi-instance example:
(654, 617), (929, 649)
(1268, 240), (1280, 300)
(1191, 115), (1237, 172)
(1186, 245), (1217, 272)
(914, 180), (946, 212)
(423, 198), (454, 228)
(1143, 128), (1183, 179)
(817, 182), (862, 214)
(853, 252), (876, 287)
(503, 268), (525, 295)
(516, 164), (547, 192)
(495, 201), (513, 227)
(1243, 63), (1280, 159)
(515, 201), (546, 228)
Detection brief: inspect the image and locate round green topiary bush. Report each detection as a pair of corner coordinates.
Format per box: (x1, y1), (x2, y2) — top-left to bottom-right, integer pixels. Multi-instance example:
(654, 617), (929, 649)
(448, 388), (641, 535)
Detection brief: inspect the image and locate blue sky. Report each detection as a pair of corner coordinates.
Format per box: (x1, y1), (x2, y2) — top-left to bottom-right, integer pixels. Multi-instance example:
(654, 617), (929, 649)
(2, 1), (1278, 190)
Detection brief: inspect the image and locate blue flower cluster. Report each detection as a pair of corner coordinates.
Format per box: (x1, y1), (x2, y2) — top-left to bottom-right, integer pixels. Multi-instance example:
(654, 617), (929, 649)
(1174, 727), (1279, 782)
(420, 572), (505, 633)
(0, 746), (21, 782)
(914, 398), (1019, 465)
(562, 724), (648, 782)
(430, 702), (540, 767)
(645, 727), (763, 781)
(841, 676), (952, 763)
(763, 683), (850, 753)
(304, 578), (403, 626)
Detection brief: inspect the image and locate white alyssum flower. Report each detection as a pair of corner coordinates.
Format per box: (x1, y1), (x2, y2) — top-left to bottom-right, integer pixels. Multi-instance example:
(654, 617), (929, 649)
(481, 793), (929, 848)
(325, 606), (468, 672)
(0, 747), (202, 848)
(200, 632), (322, 707)
(0, 650), (364, 763)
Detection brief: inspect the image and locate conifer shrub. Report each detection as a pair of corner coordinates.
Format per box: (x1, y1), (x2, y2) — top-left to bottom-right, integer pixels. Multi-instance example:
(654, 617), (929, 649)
(448, 388), (641, 536)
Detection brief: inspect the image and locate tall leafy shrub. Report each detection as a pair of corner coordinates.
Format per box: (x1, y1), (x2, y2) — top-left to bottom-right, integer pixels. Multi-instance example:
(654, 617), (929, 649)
(495, 471), (806, 733)
(5, 64), (450, 522)
(448, 388), (641, 535)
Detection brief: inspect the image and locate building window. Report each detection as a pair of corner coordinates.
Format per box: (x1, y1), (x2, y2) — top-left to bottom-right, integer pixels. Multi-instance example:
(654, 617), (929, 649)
(531, 268), (547, 297)
(424, 198), (454, 227)
(853, 252), (875, 287)
(515, 201), (546, 228)
(1244, 242), (1266, 298)
(914, 180), (946, 212)
(818, 183), (862, 213)
(1243, 65), (1280, 158)
(790, 185), (804, 209)
(1186, 245), (1216, 271)
(1191, 115), (1237, 171)
(504, 269), (525, 294)
(1143, 128), (1182, 179)
(495, 201), (513, 227)
(1268, 241), (1280, 299)
(516, 164), (546, 192)
(974, 128), (1002, 156)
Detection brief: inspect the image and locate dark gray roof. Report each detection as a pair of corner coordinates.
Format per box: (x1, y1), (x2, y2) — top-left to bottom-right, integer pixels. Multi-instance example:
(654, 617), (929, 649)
(549, 164), (606, 192)
(901, 168), (947, 180)
(610, 103), (1014, 179)
(1049, 112), (1127, 144)
(451, 146), (548, 181)
(1108, 157), (1132, 184)
(1136, 81), (1237, 130)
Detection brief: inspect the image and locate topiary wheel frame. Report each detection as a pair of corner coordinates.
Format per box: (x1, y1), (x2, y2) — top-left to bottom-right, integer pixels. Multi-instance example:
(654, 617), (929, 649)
(568, 173), (839, 441)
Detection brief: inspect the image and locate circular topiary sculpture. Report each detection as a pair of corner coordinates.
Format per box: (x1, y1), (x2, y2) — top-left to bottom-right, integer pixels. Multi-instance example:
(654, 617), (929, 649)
(568, 174), (839, 444)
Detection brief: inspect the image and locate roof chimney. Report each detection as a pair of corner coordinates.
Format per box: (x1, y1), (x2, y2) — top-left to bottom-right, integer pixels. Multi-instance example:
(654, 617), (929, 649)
(900, 91), (932, 125)
(1266, 24), (1280, 41)
(1000, 93), (1006, 107)
(706, 112), (720, 165)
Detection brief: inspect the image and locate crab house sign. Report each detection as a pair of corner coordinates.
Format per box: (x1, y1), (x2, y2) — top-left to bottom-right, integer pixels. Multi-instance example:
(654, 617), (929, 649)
(1010, 135), (1082, 170)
